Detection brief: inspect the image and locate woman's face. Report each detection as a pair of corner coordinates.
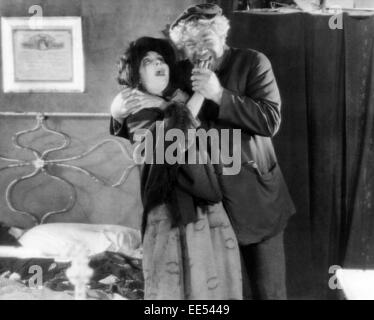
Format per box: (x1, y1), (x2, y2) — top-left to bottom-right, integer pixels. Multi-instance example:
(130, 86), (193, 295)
(139, 51), (169, 96)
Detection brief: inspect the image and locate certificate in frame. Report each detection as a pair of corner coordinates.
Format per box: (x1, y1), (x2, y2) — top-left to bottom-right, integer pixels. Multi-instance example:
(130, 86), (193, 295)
(1, 17), (84, 93)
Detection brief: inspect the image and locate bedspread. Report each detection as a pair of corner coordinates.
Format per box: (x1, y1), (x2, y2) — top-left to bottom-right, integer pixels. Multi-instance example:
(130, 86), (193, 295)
(0, 251), (144, 300)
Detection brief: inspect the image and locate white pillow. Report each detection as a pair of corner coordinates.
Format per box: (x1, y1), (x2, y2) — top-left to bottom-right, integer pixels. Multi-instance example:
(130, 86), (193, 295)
(19, 223), (142, 261)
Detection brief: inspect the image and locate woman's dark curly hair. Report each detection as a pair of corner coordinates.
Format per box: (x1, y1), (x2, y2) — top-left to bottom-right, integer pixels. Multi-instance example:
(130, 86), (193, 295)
(117, 37), (177, 94)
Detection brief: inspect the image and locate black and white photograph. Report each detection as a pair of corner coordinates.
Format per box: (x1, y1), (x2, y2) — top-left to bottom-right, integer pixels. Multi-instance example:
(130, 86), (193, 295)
(0, 0), (374, 306)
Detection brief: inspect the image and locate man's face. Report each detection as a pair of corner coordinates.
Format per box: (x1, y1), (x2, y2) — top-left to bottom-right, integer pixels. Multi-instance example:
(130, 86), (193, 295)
(182, 28), (225, 67)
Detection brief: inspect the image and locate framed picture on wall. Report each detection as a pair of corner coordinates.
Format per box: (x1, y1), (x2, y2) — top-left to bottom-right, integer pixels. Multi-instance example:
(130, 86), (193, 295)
(1, 17), (84, 93)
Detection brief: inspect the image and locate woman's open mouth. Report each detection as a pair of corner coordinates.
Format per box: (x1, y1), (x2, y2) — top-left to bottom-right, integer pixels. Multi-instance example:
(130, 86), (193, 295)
(155, 69), (166, 77)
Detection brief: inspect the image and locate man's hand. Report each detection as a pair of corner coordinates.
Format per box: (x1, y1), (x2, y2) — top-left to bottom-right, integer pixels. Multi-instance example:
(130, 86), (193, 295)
(191, 68), (223, 105)
(110, 87), (166, 121)
(121, 88), (166, 112)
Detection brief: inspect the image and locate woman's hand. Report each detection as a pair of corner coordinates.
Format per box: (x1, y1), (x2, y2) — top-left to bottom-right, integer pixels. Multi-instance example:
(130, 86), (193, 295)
(191, 68), (223, 105)
(186, 92), (205, 118)
(170, 89), (190, 104)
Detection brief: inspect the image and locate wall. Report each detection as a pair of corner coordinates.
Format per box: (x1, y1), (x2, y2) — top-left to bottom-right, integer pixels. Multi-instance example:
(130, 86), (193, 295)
(0, 0), (202, 113)
(0, 0), (202, 229)
(355, 0), (374, 7)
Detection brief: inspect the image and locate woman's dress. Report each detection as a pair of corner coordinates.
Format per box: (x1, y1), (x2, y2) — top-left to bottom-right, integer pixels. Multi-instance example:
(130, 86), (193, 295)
(110, 93), (243, 300)
(143, 202), (242, 299)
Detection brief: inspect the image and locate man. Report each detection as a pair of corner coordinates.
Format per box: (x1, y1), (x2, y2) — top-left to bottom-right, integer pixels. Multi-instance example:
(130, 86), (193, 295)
(168, 3), (296, 300)
(112, 3), (296, 300)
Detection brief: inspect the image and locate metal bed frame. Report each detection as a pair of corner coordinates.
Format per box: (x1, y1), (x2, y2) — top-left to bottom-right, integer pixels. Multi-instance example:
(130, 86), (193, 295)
(0, 111), (138, 299)
(0, 112), (137, 226)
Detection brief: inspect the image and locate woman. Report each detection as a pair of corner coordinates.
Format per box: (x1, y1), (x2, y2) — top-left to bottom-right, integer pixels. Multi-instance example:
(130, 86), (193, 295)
(110, 37), (242, 300)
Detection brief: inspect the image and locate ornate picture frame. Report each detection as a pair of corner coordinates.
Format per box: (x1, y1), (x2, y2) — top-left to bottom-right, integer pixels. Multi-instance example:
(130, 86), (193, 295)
(1, 17), (84, 93)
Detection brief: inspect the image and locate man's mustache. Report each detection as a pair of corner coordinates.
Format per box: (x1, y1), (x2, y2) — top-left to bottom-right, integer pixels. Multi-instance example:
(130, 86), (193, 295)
(193, 55), (213, 69)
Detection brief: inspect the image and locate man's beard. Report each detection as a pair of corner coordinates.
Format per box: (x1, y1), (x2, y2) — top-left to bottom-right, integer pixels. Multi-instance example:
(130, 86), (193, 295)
(193, 54), (215, 70)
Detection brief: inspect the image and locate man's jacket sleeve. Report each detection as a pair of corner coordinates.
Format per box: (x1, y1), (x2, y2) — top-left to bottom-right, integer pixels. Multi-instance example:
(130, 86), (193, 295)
(217, 52), (281, 137)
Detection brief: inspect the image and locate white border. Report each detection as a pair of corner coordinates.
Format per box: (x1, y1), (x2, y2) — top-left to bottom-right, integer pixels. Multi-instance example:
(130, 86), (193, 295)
(1, 17), (85, 93)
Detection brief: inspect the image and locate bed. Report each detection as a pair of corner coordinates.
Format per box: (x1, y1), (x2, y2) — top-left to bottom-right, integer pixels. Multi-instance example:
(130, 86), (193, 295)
(0, 112), (144, 300)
